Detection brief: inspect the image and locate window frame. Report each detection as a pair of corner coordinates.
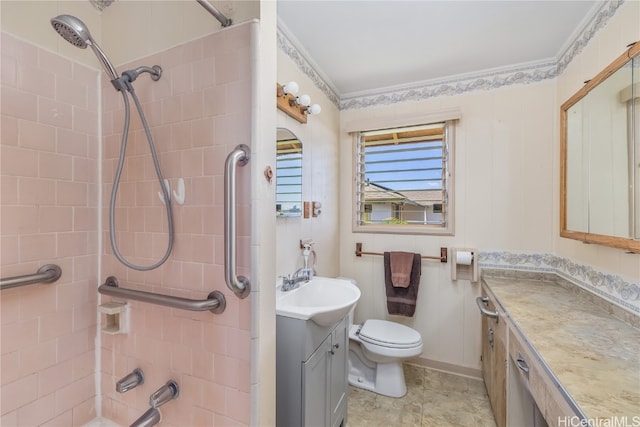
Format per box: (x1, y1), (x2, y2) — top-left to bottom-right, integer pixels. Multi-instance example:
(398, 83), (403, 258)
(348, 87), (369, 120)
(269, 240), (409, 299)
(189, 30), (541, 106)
(351, 118), (457, 236)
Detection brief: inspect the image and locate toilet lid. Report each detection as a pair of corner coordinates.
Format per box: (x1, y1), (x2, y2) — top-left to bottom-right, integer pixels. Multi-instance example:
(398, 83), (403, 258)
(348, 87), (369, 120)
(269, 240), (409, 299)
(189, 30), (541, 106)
(358, 319), (422, 349)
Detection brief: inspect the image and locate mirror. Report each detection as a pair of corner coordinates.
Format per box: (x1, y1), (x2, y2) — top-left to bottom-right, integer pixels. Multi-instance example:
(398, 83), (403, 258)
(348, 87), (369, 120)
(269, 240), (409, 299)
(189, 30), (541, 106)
(276, 128), (303, 217)
(561, 41), (640, 253)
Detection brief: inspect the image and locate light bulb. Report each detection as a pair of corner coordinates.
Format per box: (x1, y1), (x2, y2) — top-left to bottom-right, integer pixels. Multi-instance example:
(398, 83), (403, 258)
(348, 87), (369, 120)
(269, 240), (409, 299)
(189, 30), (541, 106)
(282, 81), (299, 96)
(296, 94), (311, 106)
(307, 104), (321, 115)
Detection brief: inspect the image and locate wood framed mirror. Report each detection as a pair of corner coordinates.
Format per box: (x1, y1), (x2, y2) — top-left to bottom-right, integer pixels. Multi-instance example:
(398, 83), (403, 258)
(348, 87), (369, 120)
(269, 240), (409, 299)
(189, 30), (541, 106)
(560, 41), (640, 253)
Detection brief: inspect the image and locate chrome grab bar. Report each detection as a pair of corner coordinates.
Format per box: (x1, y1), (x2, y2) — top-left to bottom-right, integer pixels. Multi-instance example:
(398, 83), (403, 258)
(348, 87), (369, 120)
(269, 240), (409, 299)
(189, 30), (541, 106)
(224, 144), (251, 299)
(98, 276), (226, 314)
(476, 296), (499, 320)
(0, 264), (62, 290)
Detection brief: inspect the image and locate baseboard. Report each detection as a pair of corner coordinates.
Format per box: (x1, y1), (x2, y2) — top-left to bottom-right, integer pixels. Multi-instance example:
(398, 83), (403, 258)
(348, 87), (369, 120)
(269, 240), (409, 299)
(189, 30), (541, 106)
(406, 357), (482, 380)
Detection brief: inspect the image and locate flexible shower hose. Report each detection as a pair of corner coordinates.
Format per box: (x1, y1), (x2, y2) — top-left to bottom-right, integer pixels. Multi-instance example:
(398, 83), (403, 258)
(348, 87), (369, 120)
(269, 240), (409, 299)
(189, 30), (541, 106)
(109, 86), (174, 271)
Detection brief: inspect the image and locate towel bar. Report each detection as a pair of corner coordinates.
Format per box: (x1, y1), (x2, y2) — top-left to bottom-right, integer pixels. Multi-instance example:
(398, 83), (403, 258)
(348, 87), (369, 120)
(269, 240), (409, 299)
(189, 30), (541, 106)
(355, 243), (447, 263)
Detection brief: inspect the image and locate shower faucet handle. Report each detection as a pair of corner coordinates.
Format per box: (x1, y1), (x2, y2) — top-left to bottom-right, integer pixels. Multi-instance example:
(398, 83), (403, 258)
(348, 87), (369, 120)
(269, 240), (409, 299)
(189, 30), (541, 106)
(115, 368), (144, 393)
(149, 380), (179, 408)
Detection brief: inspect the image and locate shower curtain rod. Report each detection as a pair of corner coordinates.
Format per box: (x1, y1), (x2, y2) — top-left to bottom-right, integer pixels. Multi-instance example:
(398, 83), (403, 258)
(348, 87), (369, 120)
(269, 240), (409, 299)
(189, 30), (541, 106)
(196, 0), (232, 27)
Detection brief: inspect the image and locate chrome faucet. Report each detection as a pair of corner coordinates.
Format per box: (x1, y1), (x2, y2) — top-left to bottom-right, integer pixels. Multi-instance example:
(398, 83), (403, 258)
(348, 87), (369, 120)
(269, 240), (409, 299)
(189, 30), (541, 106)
(281, 269), (311, 292)
(281, 242), (316, 292)
(116, 368), (144, 393)
(129, 407), (161, 427)
(149, 380), (179, 408)
(129, 380), (178, 427)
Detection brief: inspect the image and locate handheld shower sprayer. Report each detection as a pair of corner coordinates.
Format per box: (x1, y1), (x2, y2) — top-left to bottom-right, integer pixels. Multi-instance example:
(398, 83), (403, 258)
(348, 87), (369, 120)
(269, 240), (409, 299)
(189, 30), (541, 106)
(50, 15), (162, 92)
(50, 14), (174, 271)
(50, 15), (120, 81)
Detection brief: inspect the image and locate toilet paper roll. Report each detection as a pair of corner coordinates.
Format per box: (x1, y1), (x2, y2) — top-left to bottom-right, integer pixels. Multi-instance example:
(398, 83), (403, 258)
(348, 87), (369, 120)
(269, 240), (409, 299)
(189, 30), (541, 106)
(456, 251), (473, 266)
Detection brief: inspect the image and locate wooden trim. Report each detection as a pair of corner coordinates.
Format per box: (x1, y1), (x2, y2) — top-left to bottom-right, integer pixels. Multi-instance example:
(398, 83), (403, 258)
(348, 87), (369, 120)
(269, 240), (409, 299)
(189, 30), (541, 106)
(559, 104), (568, 234)
(276, 83), (307, 124)
(561, 42), (639, 111)
(560, 41), (640, 254)
(560, 230), (640, 253)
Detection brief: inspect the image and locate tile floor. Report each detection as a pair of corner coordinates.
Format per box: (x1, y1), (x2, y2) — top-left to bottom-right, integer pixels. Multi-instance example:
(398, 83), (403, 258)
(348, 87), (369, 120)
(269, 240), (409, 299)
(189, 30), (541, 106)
(347, 364), (498, 427)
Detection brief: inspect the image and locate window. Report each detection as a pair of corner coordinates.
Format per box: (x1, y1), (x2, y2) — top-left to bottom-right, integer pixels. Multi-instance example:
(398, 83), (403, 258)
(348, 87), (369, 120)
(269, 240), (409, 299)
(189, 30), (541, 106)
(354, 121), (454, 234)
(276, 135), (303, 217)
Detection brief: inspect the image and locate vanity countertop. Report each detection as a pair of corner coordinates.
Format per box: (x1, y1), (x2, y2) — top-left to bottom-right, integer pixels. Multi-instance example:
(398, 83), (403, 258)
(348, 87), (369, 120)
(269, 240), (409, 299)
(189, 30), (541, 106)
(482, 271), (640, 420)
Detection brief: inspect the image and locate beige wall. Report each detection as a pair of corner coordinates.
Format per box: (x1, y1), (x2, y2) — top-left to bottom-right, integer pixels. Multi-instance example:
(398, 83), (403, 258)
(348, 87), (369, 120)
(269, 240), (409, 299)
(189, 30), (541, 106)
(1, 1), (103, 67)
(276, 50), (341, 278)
(555, 0), (640, 281)
(100, 0), (259, 67)
(339, 81), (556, 372)
(251, 2), (277, 425)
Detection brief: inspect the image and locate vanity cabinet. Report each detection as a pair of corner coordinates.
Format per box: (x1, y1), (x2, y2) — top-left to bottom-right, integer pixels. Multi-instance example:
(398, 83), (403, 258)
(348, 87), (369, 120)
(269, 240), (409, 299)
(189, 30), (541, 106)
(480, 273), (601, 427)
(277, 315), (348, 427)
(478, 290), (507, 427)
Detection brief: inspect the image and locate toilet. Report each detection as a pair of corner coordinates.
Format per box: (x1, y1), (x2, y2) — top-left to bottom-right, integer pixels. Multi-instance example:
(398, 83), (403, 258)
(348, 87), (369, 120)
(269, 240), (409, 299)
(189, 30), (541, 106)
(346, 303), (423, 398)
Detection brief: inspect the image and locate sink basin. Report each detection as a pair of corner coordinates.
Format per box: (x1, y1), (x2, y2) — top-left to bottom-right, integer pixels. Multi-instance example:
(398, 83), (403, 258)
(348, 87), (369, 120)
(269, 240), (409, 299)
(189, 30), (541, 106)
(276, 277), (361, 326)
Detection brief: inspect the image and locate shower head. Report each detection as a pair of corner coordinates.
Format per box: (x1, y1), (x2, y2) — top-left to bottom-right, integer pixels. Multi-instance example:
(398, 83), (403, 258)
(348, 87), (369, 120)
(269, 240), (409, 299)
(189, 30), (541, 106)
(50, 14), (91, 48)
(50, 14), (120, 81)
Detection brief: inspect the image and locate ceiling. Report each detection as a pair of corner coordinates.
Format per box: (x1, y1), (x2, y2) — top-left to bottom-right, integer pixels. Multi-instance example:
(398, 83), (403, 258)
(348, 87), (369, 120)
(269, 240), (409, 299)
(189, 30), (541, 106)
(277, 1), (601, 99)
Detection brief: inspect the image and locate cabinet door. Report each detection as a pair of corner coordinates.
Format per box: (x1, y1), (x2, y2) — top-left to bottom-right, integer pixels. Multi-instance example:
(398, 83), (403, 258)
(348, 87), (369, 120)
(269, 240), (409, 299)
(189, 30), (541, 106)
(303, 334), (332, 427)
(330, 318), (348, 427)
(492, 307), (507, 427)
(481, 297), (493, 394)
(480, 291), (506, 427)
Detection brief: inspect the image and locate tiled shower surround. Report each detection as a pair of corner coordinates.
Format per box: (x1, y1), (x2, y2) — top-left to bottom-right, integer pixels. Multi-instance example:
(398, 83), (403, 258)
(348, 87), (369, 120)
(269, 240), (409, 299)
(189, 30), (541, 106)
(99, 22), (252, 427)
(1, 32), (100, 426)
(1, 21), (253, 427)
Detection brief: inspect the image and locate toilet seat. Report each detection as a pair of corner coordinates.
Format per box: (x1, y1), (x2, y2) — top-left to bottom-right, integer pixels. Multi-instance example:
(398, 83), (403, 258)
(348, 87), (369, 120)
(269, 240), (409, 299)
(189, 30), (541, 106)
(358, 319), (422, 349)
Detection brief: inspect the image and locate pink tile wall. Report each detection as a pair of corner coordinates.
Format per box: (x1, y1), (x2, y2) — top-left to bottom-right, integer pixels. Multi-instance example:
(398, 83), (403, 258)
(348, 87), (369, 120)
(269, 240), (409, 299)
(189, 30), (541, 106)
(99, 25), (253, 426)
(0, 33), (99, 426)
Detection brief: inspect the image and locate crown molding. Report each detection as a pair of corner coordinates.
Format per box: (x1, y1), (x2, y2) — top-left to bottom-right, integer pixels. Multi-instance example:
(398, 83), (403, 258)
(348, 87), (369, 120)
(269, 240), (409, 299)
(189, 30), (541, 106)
(555, 0), (624, 75)
(277, 0), (624, 111)
(277, 23), (341, 109)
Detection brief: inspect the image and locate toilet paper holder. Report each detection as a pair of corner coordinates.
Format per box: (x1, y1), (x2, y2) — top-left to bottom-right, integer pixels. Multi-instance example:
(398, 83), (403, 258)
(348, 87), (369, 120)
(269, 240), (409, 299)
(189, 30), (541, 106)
(451, 248), (478, 282)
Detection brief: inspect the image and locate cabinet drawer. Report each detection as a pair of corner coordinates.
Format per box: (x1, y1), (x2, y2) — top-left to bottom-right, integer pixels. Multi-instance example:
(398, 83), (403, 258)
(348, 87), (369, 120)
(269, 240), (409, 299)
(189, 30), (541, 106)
(509, 327), (580, 425)
(509, 327), (546, 411)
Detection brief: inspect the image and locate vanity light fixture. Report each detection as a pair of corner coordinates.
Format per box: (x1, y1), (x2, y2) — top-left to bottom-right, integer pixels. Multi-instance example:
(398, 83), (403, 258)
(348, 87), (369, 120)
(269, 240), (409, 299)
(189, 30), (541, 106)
(306, 103), (322, 115)
(281, 81), (299, 96)
(277, 82), (321, 124)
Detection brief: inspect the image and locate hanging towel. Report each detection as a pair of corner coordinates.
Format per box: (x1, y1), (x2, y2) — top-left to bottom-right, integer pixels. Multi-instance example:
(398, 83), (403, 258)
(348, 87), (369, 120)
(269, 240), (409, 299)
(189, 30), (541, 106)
(389, 251), (415, 288)
(384, 252), (422, 317)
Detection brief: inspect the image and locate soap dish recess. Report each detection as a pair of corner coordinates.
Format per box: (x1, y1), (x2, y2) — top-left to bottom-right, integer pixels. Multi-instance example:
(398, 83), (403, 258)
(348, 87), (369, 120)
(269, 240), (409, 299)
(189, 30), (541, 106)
(98, 301), (129, 334)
